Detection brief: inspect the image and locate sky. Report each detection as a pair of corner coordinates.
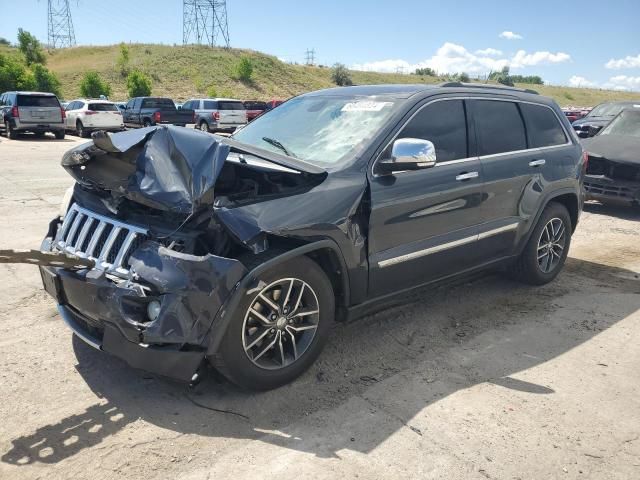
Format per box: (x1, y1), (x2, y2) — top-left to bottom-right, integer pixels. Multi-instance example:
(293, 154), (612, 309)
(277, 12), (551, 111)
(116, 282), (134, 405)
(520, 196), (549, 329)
(2, 0), (640, 90)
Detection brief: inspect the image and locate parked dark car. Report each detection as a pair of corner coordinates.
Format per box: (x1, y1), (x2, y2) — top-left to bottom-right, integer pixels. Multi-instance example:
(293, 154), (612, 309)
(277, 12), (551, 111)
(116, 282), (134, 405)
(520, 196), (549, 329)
(583, 108), (640, 206)
(243, 101), (269, 122)
(573, 101), (640, 138)
(38, 83), (584, 390)
(264, 99), (283, 111)
(1, 91), (66, 139)
(122, 97), (194, 128)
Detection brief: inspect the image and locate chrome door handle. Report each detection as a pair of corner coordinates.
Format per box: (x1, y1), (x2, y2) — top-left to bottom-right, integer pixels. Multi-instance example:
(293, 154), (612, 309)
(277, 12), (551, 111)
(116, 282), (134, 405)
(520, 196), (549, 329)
(455, 171), (479, 181)
(529, 159), (546, 167)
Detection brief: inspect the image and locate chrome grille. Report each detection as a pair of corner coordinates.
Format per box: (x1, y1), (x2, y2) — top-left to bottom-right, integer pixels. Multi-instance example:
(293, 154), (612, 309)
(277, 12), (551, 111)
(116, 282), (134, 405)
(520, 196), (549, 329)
(55, 204), (148, 276)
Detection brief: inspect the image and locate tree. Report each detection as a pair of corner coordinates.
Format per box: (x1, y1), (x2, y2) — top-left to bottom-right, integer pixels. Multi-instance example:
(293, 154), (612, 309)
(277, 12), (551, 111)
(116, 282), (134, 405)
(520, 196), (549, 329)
(126, 70), (152, 97)
(0, 54), (35, 91)
(32, 64), (61, 96)
(206, 85), (218, 98)
(17, 28), (46, 65)
(414, 67), (435, 76)
(0, 38), (10, 46)
(331, 63), (352, 86)
(235, 56), (253, 81)
(457, 72), (470, 82)
(489, 66), (514, 87)
(116, 43), (130, 77)
(80, 71), (111, 98)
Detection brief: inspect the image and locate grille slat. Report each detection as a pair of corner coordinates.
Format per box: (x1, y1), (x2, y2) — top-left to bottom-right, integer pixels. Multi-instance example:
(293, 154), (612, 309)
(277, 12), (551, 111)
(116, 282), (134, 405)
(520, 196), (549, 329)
(54, 204), (148, 276)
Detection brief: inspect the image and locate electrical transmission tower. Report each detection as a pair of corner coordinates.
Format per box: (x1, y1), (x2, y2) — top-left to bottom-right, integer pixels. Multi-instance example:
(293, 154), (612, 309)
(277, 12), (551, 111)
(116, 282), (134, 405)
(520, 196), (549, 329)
(47, 0), (76, 48)
(183, 0), (230, 47)
(305, 48), (315, 65)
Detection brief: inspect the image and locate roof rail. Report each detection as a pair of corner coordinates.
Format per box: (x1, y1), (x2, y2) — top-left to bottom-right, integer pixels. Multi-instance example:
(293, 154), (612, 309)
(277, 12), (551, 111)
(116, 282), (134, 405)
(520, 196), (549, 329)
(439, 82), (539, 95)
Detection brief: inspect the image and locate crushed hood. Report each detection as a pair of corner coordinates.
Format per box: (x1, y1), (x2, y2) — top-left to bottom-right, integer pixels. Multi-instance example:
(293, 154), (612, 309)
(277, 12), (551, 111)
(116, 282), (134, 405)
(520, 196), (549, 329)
(582, 135), (640, 166)
(61, 126), (325, 215)
(62, 126), (229, 214)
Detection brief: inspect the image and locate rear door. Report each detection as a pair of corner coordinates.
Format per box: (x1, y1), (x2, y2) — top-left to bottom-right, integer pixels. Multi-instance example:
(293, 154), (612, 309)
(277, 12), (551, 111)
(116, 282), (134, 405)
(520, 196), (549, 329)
(17, 94), (62, 125)
(470, 99), (569, 259)
(368, 98), (485, 297)
(217, 100), (246, 126)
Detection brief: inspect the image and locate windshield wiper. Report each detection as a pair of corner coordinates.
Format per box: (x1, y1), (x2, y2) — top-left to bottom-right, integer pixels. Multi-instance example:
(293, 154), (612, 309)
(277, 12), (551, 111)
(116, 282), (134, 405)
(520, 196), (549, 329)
(262, 137), (297, 158)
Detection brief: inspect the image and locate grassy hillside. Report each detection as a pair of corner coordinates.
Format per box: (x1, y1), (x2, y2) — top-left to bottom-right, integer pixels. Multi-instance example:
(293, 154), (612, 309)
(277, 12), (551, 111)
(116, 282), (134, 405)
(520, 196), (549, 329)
(5, 43), (640, 106)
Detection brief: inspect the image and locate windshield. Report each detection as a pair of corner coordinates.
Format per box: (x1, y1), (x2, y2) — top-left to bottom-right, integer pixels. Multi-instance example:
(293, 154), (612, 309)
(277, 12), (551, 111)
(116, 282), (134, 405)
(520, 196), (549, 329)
(588, 103), (628, 118)
(88, 103), (118, 111)
(232, 96), (398, 166)
(599, 110), (640, 138)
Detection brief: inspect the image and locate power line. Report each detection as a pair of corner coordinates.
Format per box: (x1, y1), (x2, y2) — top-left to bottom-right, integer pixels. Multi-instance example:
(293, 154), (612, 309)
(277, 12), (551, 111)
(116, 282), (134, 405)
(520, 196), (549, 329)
(183, 0), (230, 47)
(47, 0), (76, 48)
(305, 48), (315, 65)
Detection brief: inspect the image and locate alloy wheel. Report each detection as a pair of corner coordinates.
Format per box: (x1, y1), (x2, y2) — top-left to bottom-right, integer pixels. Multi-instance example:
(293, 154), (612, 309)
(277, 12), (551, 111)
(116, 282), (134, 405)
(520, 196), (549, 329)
(537, 217), (566, 273)
(242, 277), (320, 370)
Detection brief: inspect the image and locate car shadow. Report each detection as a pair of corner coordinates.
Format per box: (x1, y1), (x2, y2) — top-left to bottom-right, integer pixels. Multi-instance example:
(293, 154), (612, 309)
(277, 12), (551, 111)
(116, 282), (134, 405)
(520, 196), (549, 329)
(583, 201), (640, 221)
(2, 257), (639, 465)
(5, 133), (76, 143)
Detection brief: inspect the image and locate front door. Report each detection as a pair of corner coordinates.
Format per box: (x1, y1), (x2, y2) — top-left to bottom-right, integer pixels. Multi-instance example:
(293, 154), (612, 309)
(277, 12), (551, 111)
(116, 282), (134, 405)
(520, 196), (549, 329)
(368, 98), (486, 298)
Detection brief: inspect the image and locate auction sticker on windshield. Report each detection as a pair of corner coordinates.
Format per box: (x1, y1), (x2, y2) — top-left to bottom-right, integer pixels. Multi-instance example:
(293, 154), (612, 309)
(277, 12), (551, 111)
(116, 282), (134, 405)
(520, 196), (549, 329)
(341, 101), (393, 112)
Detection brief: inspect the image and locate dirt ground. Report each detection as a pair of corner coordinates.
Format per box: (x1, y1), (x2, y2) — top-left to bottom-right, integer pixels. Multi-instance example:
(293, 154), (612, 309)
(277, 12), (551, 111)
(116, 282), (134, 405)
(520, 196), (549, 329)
(0, 133), (638, 480)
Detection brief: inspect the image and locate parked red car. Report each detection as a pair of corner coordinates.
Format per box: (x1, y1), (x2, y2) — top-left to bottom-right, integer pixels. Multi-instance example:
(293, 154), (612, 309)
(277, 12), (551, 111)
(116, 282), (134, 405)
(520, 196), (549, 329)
(243, 101), (268, 122)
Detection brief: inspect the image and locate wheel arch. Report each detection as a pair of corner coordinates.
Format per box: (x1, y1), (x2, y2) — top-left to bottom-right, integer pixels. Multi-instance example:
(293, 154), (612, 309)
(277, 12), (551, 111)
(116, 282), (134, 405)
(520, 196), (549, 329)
(205, 239), (350, 355)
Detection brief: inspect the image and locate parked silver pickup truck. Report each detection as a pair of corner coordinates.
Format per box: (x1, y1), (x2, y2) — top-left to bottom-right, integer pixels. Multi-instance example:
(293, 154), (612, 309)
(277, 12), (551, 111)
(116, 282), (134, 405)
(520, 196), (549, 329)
(183, 98), (247, 133)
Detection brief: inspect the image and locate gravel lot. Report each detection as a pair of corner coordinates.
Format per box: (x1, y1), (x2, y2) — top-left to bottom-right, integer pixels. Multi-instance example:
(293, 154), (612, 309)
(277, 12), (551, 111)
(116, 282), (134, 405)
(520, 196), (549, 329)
(0, 133), (639, 480)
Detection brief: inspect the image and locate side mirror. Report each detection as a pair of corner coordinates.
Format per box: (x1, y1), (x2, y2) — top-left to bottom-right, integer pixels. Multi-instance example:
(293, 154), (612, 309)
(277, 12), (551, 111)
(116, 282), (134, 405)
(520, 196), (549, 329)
(378, 138), (437, 173)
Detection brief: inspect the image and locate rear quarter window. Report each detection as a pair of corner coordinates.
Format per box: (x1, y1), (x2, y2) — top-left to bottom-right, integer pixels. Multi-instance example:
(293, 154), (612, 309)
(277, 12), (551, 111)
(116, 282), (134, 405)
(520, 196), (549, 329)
(520, 103), (567, 148)
(203, 100), (216, 109)
(17, 95), (60, 107)
(474, 100), (527, 156)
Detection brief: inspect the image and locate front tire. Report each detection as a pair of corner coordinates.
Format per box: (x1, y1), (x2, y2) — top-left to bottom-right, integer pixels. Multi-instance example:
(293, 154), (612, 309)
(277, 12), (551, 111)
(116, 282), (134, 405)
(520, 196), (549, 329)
(213, 255), (334, 390)
(513, 202), (572, 285)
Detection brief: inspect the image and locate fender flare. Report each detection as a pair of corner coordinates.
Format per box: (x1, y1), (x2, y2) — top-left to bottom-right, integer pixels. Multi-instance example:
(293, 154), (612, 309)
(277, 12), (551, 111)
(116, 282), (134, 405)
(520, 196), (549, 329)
(205, 239), (350, 355)
(516, 186), (581, 255)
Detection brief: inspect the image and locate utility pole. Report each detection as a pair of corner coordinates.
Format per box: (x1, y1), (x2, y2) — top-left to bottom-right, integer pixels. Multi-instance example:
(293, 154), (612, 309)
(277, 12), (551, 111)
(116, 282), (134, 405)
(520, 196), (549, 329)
(395, 66), (405, 75)
(47, 0), (76, 48)
(183, 0), (230, 47)
(305, 48), (315, 65)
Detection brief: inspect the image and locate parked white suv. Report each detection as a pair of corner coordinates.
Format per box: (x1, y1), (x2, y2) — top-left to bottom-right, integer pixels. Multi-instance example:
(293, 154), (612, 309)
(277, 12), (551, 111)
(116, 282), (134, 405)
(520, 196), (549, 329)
(64, 99), (124, 137)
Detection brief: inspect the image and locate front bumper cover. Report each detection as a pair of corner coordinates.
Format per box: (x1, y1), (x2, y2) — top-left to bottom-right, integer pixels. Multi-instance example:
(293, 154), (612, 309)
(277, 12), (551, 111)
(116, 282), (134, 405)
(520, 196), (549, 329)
(40, 235), (247, 382)
(584, 175), (640, 205)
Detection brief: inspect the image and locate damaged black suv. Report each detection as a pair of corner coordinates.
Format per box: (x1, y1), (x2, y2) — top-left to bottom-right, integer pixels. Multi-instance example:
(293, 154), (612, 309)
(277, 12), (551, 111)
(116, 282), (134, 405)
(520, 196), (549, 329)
(39, 83), (585, 390)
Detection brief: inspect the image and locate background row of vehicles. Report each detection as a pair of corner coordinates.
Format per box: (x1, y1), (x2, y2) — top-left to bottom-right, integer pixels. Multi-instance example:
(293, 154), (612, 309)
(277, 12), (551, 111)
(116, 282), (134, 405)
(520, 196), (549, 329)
(0, 91), (284, 140)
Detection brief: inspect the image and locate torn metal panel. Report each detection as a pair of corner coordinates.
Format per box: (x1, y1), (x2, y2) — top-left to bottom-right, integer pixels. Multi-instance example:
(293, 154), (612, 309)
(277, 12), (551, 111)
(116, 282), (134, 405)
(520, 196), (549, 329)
(0, 249), (95, 270)
(127, 241), (247, 345)
(61, 126), (230, 214)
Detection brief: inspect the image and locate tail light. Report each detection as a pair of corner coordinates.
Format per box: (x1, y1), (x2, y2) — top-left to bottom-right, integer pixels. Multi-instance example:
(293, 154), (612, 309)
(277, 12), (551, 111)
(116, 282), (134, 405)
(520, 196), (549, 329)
(153, 111), (161, 123)
(84, 110), (97, 115)
(212, 111), (220, 121)
(60, 107), (66, 120)
(11, 106), (19, 118)
(582, 150), (589, 175)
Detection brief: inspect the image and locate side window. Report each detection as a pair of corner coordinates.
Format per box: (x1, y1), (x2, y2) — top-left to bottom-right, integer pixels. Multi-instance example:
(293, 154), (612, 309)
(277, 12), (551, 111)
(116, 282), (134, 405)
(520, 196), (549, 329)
(183, 100), (193, 109)
(520, 103), (567, 148)
(397, 99), (468, 161)
(474, 100), (527, 156)
(203, 100), (216, 109)
(125, 99), (135, 110)
(133, 98), (142, 109)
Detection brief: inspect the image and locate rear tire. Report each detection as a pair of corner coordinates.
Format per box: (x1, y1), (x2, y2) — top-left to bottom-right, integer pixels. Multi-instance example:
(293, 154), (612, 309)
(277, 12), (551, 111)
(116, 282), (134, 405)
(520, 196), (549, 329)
(199, 121), (209, 132)
(76, 121), (87, 138)
(5, 121), (17, 139)
(143, 119), (152, 128)
(54, 130), (65, 140)
(213, 255), (334, 391)
(513, 202), (572, 285)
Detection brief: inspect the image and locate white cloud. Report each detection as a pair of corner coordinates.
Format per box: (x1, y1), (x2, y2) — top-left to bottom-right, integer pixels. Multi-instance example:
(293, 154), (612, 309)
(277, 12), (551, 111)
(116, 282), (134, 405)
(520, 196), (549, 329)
(605, 54), (640, 69)
(499, 31), (523, 40)
(475, 48), (503, 56)
(511, 50), (571, 68)
(604, 75), (640, 91)
(568, 76), (597, 88)
(351, 42), (570, 75)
